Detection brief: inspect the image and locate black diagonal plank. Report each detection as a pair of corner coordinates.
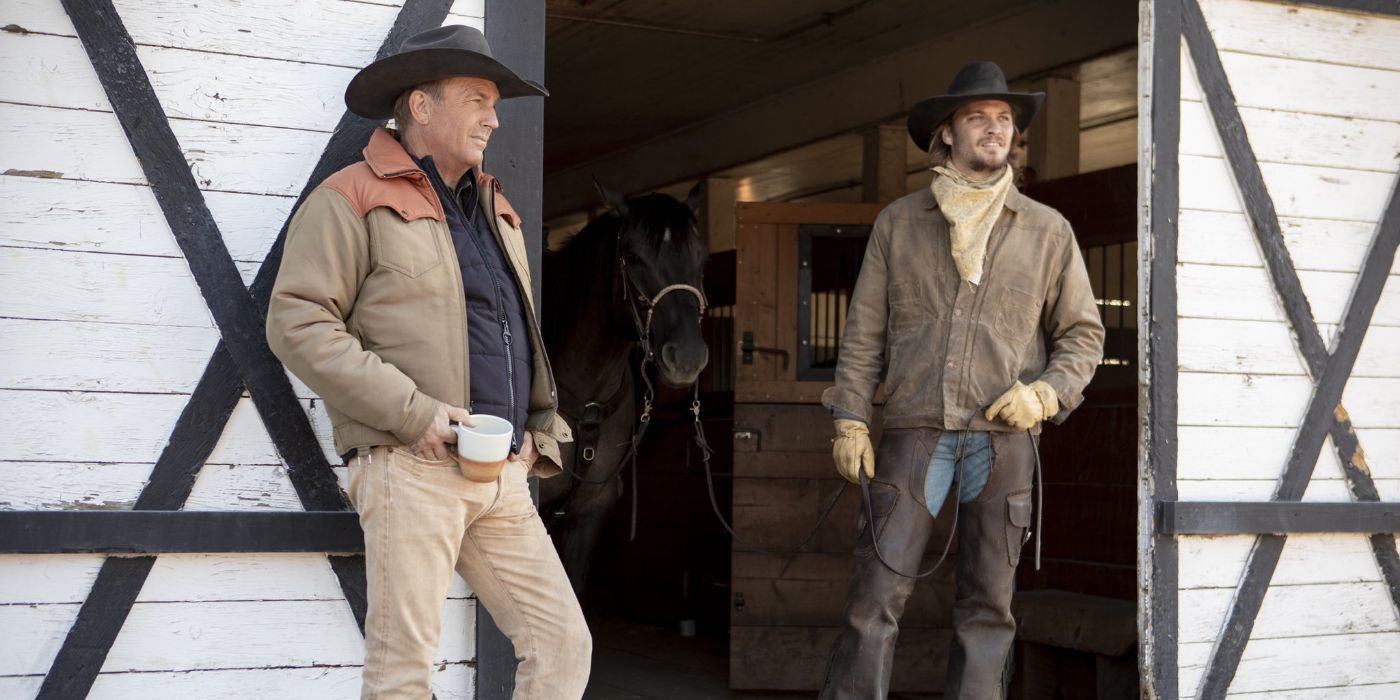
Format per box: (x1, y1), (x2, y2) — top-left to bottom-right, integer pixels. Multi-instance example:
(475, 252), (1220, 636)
(61, 0), (340, 511)
(41, 0), (451, 695)
(36, 349), (242, 699)
(1181, 0), (1400, 697)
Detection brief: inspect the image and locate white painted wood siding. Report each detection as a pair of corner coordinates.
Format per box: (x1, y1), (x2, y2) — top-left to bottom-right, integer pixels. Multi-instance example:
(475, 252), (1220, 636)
(1170, 1), (1400, 697)
(0, 1), (486, 697)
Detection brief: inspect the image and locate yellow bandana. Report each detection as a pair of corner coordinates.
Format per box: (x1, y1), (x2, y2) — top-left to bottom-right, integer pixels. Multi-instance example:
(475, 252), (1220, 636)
(930, 164), (1012, 285)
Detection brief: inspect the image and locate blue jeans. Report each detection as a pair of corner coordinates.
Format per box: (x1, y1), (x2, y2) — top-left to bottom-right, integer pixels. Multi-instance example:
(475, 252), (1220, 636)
(924, 430), (992, 518)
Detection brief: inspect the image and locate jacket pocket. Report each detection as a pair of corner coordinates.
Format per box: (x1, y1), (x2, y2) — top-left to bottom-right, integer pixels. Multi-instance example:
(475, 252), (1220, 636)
(992, 285), (1040, 346)
(888, 281), (923, 337)
(1005, 488), (1032, 567)
(372, 219), (444, 278)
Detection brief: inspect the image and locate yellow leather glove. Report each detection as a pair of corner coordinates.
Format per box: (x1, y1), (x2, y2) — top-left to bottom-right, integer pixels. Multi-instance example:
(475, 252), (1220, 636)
(984, 380), (1060, 431)
(832, 419), (875, 484)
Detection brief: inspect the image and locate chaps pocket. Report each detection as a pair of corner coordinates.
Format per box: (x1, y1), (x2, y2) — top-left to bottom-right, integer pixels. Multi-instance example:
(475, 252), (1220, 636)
(1005, 488), (1033, 567)
(856, 480), (900, 548)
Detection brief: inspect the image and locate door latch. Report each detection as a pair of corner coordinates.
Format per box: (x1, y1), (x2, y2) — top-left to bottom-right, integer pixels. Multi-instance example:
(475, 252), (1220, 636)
(741, 331), (790, 369)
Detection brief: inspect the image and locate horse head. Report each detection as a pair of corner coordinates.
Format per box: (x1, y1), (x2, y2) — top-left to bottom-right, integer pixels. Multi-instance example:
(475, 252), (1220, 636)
(595, 179), (710, 388)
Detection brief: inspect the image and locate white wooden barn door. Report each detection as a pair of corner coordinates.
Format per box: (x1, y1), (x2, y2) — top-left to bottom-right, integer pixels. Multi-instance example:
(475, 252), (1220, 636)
(1142, 0), (1400, 698)
(0, 1), (500, 698)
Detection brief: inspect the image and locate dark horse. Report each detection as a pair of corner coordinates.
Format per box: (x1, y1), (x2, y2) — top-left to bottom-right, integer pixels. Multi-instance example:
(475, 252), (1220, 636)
(540, 181), (710, 596)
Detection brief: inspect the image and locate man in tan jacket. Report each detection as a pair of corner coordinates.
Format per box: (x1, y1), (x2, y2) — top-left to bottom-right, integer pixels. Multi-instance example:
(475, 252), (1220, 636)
(266, 26), (588, 699)
(818, 62), (1104, 699)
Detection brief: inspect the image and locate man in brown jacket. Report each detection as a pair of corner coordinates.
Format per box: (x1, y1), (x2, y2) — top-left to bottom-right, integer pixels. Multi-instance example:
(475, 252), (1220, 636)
(818, 62), (1104, 699)
(266, 26), (588, 699)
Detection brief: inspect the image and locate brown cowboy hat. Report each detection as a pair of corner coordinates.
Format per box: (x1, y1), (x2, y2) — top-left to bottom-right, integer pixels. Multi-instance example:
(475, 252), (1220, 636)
(345, 24), (548, 119)
(906, 61), (1044, 152)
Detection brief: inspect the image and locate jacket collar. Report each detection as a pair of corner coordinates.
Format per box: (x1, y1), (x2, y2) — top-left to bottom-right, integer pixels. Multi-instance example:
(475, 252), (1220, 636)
(921, 179), (1029, 214)
(361, 127), (520, 228)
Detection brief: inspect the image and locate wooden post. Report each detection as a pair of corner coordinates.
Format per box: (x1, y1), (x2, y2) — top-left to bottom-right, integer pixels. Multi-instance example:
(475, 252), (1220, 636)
(861, 123), (908, 203)
(702, 177), (739, 252)
(1026, 76), (1081, 182)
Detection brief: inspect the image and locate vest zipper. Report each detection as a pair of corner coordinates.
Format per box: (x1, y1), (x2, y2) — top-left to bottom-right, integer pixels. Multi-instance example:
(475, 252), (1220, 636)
(459, 187), (520, 454)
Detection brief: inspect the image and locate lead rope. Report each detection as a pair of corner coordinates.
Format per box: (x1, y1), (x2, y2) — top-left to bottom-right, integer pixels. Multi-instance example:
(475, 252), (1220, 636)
(1031, 430), (1042, 571)
(693, 384), (851, 556)
(859, 429), (1043, 579)
(858, 457), (959, 580)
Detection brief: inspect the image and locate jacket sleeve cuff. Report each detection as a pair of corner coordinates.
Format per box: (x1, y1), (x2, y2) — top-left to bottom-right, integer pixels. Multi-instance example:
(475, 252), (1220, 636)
(394, 390), (441, 446)
(529, 412), (573, 477)
(822, 386), (874, 425)
(1037, 375), (1081, 425)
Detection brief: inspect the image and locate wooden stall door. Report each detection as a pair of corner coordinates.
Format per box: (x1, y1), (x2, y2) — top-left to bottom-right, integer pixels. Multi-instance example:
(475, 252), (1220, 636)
(727, 202), (955, 692)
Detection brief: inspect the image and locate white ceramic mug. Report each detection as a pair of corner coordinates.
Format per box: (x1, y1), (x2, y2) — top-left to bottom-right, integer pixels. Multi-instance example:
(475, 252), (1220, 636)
(451, 415), (513, 482)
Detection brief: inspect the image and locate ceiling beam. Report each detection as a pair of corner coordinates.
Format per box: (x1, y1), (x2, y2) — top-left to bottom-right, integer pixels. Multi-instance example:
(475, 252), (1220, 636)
(543, 0), (1136, 218)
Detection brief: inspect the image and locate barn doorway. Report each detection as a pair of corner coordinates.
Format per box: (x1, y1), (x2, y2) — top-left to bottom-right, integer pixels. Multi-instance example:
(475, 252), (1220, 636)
(539, 3), (1141, 697)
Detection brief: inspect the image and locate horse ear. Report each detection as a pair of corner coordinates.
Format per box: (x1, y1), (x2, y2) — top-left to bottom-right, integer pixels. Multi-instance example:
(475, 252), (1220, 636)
(592, 176), (629, 217)
(684, 180), (706, 215)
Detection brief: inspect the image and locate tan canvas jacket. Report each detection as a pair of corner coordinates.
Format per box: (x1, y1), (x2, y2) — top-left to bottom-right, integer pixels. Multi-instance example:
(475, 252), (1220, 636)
(822, 185), (1104, 433)
(266, 127), (571, 476)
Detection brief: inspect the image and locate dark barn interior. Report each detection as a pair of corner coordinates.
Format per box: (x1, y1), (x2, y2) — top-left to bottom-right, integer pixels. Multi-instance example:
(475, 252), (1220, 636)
(537, 1), (1141, 697)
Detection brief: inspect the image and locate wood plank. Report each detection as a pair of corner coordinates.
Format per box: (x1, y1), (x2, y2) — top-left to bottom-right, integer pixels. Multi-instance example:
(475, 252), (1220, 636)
(1177, 533), (1388, 589)
(733, 567), (953, 628)
(1, 102), (324, 198)
(735, 201), (886, 226)
(1177, 210), (1397, 275)
(1178, 632), (1400, 698)
(1198, 0), (1400, 72)
(734, 221), (777, 384)
(1221, 682), (1400, 699)
(0, 31), (353, 133)
(0, 246), (259, 329)
(1177, 263), (1400, 329)
(775, 223), (799, 383)
(0, 390), (336, 465)
(1179, 581), (1400, 645)
(1179, 319), (1400, 377)
(1178, 424), (1400, 482)
(732, 477), (960, 555)
(1177, 478), (1400, 503)
(0, 177), (289, 263)
(733, 403), (853, 453)
(1177, 154), (1396, 224)
(734, 451), (840, 479)
(3, 0), (482, 66)
(1180, 48), (1400, 123)
(730, 625), (950, 691)
(0, 318), (319, 399)
(0, 598), (474, 676)
(1179, 99), (1400, 173)
(732, 477), (858, 552)
(0, 600), (81, 678)
(0, 552), (473, 605)
(1178, 373), (1400, 429)
(90, 663), (474, 699)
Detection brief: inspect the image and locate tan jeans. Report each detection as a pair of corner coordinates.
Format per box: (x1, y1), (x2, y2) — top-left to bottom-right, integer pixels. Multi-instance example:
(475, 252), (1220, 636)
(348, 445), (591, 700)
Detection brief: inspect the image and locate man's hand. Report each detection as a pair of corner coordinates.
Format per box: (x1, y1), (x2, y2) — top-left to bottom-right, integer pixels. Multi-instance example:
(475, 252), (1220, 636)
(984, 380), (1059, 431)
(411, 402), (474, 461)
(508, 430), (538, 469)
(832, 419), (875, 484)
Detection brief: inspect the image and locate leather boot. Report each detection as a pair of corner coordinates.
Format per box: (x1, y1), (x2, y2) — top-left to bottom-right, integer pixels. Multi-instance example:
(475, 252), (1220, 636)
(942, 431), (1035, 700)
(819, 429), (941, 700)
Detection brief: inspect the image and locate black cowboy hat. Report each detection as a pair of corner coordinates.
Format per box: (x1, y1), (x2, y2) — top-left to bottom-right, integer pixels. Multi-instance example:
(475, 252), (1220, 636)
(906, 61), (1044, 152)
(345, 24), (548, 119)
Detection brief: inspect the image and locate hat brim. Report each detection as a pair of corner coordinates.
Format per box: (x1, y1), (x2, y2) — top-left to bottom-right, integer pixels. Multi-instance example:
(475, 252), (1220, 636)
(346, 48), (549, 120)
(906, 92), (1044, 152)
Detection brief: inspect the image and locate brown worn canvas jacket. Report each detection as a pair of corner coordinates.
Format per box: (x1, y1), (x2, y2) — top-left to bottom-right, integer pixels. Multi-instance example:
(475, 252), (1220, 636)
(266, 127), (571, 476)
(822, 184), (1104, 433)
